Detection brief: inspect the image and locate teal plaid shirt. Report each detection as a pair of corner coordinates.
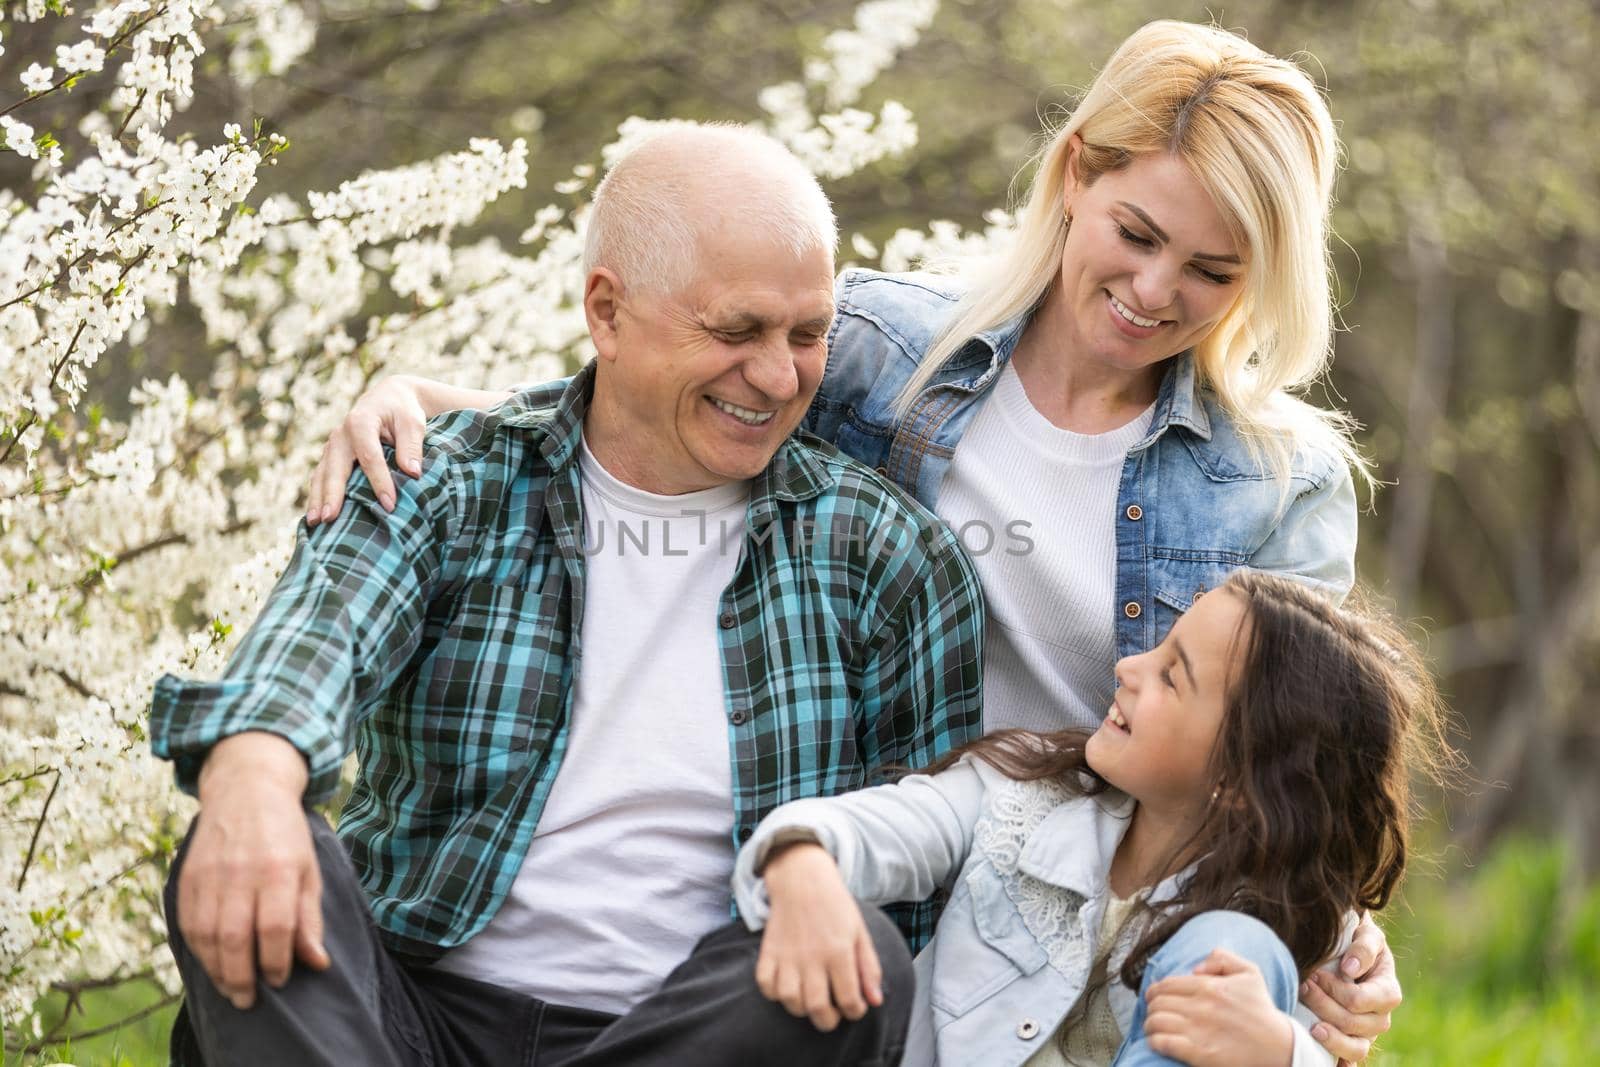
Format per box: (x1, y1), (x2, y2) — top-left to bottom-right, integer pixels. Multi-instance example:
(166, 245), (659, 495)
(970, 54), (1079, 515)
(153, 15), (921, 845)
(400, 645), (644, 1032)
(149, 365), (984, 959)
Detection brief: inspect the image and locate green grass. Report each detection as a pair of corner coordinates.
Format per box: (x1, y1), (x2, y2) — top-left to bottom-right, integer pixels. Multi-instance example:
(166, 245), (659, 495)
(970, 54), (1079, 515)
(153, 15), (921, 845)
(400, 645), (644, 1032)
(9, 835), (1596, 1065)
(4, 977), (173, 1067)
(1378, 836), (1600, 1065)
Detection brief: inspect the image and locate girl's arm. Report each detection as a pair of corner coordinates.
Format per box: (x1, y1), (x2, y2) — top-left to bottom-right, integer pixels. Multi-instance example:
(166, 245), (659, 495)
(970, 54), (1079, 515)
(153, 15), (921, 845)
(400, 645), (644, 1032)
(737, 760), (988, 1033)
(755, 843), (887, 1032)
(731, 757), (989, 930)
(1143, 915), (1359, 1067)
(305, 375), (514, 525)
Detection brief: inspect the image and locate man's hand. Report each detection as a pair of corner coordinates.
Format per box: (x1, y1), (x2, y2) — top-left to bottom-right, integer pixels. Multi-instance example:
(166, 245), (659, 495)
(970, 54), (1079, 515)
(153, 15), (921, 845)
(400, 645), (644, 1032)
(754, 843), (883, 1033)
(1298, 914), (1399, 1065)
(1144, 948), (1296, 1067)
(179, 732), (329, 1010)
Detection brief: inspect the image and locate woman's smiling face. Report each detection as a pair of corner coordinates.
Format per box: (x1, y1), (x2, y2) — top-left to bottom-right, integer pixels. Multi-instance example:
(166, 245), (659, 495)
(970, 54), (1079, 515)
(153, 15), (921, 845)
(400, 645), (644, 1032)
(1053, 146), (1247, 377)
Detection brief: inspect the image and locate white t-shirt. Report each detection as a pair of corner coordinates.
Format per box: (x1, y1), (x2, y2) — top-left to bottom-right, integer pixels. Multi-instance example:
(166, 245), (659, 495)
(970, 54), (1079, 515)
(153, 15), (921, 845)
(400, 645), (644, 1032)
(433, 438), (751, 1014)
(937, 363), (1154, 732)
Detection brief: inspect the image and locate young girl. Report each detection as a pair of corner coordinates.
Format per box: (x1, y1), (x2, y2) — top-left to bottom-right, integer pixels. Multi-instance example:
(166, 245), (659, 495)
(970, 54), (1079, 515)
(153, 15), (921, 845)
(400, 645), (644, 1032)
(732, 571), (1453, 1067)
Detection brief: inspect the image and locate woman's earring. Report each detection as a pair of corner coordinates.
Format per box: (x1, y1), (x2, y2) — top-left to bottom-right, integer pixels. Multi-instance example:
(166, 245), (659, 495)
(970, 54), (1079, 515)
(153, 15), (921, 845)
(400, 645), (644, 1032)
(1063, 209), (1073, 234)
(1209, 786), (1221, 805)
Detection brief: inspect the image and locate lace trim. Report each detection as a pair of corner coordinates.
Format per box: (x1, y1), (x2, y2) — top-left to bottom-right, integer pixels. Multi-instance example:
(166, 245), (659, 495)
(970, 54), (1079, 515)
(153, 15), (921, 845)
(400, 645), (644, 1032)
(972, 777), (1090, 974)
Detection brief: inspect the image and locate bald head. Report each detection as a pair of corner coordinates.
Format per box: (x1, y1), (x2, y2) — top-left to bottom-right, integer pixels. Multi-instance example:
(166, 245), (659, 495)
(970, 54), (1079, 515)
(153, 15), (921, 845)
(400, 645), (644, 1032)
(582, 123), (838, 296)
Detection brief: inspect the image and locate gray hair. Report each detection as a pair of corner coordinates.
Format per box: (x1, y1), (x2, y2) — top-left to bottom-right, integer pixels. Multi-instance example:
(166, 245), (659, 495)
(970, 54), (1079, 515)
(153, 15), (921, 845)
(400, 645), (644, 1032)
(581, 122), (838, 296)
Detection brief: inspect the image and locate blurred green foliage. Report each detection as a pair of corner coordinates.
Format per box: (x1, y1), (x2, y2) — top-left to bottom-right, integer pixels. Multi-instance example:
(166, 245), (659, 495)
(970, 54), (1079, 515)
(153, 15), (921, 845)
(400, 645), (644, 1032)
(1381, 837), (1600, 1064)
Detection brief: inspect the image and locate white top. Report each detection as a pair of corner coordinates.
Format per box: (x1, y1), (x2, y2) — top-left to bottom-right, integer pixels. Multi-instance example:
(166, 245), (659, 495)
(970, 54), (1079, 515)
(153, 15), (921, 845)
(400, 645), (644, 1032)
(433, 438), (750, 1014)
(937, 363), (1155, 731)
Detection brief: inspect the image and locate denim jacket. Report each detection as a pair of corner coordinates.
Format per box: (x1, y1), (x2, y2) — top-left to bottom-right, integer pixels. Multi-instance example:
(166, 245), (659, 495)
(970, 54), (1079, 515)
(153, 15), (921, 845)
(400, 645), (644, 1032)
(733, 759), (1340, 1067)
(805, 269), (1358, 655)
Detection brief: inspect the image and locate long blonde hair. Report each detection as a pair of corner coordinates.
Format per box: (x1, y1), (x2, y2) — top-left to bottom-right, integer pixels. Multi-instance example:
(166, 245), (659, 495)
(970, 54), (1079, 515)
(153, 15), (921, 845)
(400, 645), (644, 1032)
(897, 20), (1370, 493)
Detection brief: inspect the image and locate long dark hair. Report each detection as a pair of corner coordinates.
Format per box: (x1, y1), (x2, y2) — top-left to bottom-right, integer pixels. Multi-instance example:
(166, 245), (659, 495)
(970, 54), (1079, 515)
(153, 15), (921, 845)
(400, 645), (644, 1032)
(925, 569), (1459, 985)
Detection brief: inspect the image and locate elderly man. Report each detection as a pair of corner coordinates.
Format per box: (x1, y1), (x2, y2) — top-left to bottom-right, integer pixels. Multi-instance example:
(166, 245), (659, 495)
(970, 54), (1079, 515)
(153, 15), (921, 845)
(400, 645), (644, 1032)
(149, 124), (984, 1067)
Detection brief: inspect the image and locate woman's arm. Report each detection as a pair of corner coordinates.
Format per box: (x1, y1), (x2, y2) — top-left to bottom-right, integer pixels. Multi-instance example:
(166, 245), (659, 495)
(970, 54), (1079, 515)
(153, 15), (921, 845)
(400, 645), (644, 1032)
(1249, 458), (1358, 603)
(1295, 914), (1400, 1064)
(305, 375), (514, 525)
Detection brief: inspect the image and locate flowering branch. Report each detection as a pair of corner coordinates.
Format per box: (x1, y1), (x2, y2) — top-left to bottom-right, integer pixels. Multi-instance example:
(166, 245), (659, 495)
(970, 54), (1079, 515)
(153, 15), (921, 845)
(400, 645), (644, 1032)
(0, 3), (171, 124)
(15, 771), (61, 893)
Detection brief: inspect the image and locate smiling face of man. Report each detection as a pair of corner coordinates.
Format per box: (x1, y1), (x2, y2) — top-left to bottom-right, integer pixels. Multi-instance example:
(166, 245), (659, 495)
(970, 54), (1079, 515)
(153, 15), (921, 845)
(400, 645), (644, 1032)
(577, 125), (839, 495)
(588, 221), (836, 494)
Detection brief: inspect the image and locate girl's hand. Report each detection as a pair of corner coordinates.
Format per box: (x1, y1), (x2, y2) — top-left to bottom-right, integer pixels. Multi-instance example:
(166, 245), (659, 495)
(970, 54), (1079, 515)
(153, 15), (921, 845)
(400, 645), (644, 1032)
(1297, 913), (1398, 1065)
(754, 843), (884, 1032)
(1144, 948), (1295, 1067)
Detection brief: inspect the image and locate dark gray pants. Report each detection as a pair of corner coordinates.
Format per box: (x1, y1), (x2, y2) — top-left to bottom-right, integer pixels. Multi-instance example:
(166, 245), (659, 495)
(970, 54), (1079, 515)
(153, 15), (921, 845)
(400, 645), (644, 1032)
(165, 812), (913, 1067)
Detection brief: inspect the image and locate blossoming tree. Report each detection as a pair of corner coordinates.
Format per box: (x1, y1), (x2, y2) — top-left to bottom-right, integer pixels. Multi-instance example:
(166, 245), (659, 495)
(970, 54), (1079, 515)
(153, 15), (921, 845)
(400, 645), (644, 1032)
(0, 0), (975, 1051)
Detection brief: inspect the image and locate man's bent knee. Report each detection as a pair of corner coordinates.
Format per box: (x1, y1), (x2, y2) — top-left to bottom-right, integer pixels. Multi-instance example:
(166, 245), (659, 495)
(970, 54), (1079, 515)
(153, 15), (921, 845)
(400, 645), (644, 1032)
(860, 905), (916, 999)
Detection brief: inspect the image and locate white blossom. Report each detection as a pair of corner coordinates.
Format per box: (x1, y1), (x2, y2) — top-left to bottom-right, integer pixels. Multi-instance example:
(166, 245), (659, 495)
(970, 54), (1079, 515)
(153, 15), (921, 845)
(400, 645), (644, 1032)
(56, 40), (108, 74)
(2, 116), (39, 158)
(21, 63), (55, 93)
(806, 0), (937, 108)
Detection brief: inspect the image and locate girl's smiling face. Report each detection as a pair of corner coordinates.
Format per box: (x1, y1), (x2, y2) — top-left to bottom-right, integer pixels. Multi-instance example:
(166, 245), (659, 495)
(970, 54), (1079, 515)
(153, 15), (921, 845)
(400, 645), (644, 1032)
(1087, 589), (1251, 817)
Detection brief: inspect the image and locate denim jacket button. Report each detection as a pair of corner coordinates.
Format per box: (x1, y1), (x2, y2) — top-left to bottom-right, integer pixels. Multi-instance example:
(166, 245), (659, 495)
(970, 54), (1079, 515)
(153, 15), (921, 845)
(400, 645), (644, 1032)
(875, 466), (890, 477)
(1125, 503), (1143, 521)
(1017, 1019), (1040, 1040)
(1123, 601), (1142, 619)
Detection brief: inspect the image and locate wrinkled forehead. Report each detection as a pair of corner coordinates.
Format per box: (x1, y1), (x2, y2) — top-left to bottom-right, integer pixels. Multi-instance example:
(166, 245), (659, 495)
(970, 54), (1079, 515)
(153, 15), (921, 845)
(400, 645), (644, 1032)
(680, 228), (836, 324)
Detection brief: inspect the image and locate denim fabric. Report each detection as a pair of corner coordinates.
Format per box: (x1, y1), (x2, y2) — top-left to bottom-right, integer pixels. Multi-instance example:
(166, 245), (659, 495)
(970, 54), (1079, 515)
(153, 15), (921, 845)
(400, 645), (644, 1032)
(805, 268), (1359, 657)
(736, 759), (1338, 1067)
(1115, 910), (1299, 1066)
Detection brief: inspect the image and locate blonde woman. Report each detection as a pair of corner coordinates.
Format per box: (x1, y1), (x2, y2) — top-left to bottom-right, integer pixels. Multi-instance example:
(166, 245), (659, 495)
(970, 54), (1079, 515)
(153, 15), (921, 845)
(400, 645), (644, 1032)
(303, 21), (1399, 1062)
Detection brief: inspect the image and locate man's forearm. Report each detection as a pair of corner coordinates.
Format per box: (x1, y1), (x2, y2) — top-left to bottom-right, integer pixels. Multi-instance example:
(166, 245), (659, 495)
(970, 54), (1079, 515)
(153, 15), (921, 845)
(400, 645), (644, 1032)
(198, 731), (309, 805)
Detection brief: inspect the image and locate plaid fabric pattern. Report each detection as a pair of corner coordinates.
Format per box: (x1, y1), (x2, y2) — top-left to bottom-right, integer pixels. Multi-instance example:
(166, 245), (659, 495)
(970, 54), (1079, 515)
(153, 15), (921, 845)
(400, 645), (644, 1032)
(150, 364), (985, 959)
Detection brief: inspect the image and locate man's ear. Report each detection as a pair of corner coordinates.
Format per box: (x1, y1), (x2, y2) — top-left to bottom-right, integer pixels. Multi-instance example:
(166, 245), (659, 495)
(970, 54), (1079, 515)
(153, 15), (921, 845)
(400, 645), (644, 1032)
(584, 268), (624, 362)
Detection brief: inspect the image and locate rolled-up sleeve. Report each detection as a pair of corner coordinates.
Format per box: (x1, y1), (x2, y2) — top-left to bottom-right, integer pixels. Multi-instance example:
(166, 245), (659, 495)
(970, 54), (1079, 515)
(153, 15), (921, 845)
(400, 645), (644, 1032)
(149, 451), (463, 803)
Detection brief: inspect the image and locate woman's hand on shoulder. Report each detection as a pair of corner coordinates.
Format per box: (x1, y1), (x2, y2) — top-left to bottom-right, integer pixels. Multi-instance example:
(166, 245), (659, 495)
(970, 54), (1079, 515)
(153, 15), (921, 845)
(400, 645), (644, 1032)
(306, 375), (430, 526)
(1143, 947), (1295, 1067)
(305, 376), (510, 526)
(755, 843), (883, 1033)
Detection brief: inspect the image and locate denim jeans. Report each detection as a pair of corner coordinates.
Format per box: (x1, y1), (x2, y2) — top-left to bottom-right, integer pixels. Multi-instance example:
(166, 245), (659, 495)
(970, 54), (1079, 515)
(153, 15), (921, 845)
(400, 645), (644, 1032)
(1114, 909), (1299, 1066)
